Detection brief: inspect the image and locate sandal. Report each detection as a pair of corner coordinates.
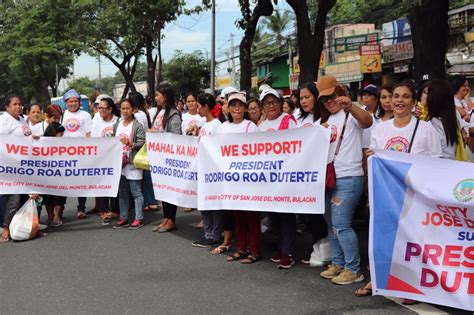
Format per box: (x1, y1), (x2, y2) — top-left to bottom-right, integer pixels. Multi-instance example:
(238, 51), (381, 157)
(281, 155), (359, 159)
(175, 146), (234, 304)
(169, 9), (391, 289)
(355, 285), (372, 297)
(0, 236), (10, 243)
(211, 245), (231, 255)
(240, 254), (260, 264)
(226, 251), (248, 262)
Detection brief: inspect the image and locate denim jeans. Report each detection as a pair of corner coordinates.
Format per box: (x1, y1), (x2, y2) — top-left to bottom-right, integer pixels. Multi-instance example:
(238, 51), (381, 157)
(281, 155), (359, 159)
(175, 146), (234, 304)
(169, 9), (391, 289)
(201, 210), (223, 241)
(118, 176), (144, 221)
(142, 170), (158, 207)
(324, 176), (364, 274)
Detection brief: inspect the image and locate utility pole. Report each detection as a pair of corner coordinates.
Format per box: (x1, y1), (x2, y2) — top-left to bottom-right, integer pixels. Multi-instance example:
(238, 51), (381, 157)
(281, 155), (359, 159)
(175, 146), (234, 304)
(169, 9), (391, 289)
(210, 0), (216, 96)
(230, 32), (235, 87)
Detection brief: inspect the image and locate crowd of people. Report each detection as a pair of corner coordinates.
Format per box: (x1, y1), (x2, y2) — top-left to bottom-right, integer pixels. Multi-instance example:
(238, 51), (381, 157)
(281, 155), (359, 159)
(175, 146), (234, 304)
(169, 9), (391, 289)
(0, 74), (472, 300)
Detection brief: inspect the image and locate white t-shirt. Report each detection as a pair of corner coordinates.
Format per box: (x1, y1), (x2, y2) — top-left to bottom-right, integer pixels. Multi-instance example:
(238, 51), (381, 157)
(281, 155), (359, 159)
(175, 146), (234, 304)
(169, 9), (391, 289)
(199, 119), (222, 137)
(62, 110), (92, 137)
(116, 121), (143, 180)
(293, 108), (301, 120)
(91, 115), (119, 138)
(0, 112), (31, 136)
(454, 97), (469, 112)
(370, 116), (442, 157)
(430, 118), (455, 160)
(151, 109), (165, 131)
(296, 113), (316, 127)
(318, 110), (365, 178)
(32, 121), (49, 137)
(362, 113), (379, 149)
(182, 112), (206, 135)
(219, 119), (258, 134)
(134, 110), (149, 129)
(258, 113), (297, 132)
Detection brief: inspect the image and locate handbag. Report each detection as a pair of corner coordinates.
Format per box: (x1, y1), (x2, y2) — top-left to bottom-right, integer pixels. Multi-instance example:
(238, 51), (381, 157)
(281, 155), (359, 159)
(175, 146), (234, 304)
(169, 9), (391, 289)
(325, 112), (350, 191)
(133, 145), (149, 170)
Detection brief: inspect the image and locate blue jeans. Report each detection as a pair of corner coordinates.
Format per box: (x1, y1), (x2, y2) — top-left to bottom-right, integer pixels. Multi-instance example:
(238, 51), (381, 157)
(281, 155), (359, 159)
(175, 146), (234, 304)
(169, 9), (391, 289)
(142, 170), (158, 207)
(118, 176), (144, 221)
(324, 176), (364, 274)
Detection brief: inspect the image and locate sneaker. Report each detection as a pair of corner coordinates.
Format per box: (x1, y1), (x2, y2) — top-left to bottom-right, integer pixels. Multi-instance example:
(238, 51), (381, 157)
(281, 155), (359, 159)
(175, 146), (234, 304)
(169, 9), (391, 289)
(113, 219), (129, 229)
(277, 254), (295, 269)
(192, 238), (215, 248)
(77, 211), (87, 219)
(270, 252), (282, 263)
(331, 269), (365, 285)
(320, 265), (344, 279)
(38, 224), (48, 231)
(301, 250), (312, 264)
(129, 220), (144, 230)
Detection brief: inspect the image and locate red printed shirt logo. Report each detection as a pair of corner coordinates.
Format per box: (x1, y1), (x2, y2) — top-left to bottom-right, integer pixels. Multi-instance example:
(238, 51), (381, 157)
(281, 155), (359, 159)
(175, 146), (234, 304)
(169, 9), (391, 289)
(384, 136), (409, 152)
(101, 126), (114, 138)
(330, 125), (337, 143)
(64, 118), (81, 132)
(22, 124), (32, 136)
(119, 133), (130, 152)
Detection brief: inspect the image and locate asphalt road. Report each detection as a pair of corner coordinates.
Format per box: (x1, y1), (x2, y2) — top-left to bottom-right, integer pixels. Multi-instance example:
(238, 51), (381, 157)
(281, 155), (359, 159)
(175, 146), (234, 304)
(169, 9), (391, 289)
(0, 199), (468, 314)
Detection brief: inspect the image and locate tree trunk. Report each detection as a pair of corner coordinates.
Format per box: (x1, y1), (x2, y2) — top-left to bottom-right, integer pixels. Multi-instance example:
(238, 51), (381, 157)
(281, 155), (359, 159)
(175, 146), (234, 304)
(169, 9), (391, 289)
(156, 29), (163, 86)
(239, 0), (274, 91)
(287, 0), (336, 83)
(409, 0), (449, 82)
(146, 38), (156, 98)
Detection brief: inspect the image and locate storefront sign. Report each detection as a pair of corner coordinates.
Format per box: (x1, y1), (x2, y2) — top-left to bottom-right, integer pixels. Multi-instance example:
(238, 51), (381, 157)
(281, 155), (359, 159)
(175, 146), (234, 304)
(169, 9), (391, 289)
(360, 45), (382, 73)
(383, 41), (414, 64)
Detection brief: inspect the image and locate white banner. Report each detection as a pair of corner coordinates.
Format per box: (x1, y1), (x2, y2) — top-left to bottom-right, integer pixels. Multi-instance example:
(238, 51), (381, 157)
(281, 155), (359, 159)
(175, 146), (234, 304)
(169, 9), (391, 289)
(369, 150), (474, 311)
(147, 132), (199, 208)
(198, 127), (330, 213)
(0, 136), (122, 197)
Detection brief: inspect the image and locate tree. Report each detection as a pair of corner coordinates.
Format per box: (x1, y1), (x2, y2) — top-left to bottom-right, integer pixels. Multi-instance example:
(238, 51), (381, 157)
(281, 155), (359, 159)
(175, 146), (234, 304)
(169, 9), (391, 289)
(409, 0), (450, 81)
(82, 2), (143, 100)
(162, 50), (210, 97)
(287, 0), (337, 83)
(237, 0), (274, 91)
(263, 9), (292, 44)
(0, 0), (84, 103)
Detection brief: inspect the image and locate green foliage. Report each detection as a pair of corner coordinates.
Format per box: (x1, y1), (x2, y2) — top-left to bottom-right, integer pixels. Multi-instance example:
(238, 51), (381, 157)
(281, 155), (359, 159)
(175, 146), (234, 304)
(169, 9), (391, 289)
(162, 50), (210, 97)
(262, 9), (292, 43)
(0, 0), (86, 103)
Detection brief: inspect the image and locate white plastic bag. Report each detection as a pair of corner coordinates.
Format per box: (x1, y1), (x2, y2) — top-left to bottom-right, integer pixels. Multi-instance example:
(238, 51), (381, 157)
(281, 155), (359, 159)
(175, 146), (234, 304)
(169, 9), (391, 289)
(9, 199), (39, 241)
(310, 237), (332, 267)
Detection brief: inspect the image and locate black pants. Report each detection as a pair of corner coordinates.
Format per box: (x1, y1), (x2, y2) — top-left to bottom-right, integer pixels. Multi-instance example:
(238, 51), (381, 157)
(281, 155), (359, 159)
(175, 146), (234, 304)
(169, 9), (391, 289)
(221, 210), (234, 231)
(77, 197), (87, 212)
(270, 213), (296, 256)
(303, 214), (328, 244)
(162, 201), (177, 221)
(0, 194), (7, 224)
(97, 197), (119, 214)
(3, 194), (28, 228)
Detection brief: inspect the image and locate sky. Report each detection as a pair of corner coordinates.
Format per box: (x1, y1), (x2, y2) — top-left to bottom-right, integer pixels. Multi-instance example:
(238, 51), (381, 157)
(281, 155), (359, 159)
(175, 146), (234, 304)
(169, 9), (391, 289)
(73, 0), (246, 79)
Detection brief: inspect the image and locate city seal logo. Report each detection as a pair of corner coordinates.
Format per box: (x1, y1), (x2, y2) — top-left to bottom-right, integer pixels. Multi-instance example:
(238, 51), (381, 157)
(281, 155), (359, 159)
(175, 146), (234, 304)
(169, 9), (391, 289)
(453, 179), (474, 202)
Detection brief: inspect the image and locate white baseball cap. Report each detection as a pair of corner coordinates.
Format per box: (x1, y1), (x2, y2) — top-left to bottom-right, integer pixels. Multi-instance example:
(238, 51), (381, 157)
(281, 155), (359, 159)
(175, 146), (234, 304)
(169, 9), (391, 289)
(259, 88), (280, 103)
(227, 92), (247, 105)
(220, 87), (238, 99)
(94, 94), (112, 104)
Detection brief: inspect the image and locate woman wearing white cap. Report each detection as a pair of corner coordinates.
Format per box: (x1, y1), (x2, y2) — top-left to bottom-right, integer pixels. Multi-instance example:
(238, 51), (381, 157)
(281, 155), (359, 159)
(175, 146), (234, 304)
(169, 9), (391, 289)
(215, 92), (261, 261)
(62, 89), (92, 219)
(258, 88), (298, 269)
(315, 76), (373, 285)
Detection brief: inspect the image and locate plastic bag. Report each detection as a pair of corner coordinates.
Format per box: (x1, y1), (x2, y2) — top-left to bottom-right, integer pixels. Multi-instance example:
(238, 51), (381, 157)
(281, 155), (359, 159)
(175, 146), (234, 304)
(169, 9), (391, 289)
(133, 145), (149, 170)
(10, 198), (39, 241)
(309, 237), (332, 267)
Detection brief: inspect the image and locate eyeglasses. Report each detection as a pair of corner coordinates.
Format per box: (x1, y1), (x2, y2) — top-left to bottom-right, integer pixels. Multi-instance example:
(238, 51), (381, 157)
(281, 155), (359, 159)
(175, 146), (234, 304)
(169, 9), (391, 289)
(320, 93), (337, 105)
(98, 107), (110, 111)
(262, 100), (280, 107)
